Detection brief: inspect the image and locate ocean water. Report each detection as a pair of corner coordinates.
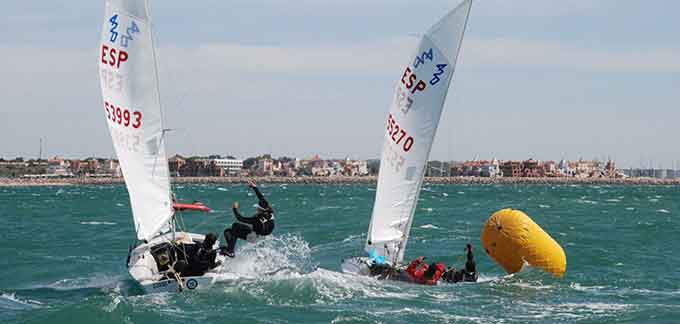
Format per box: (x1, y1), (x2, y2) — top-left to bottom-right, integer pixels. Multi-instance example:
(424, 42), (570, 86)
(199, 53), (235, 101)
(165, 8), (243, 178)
(1, 183), (679, 323)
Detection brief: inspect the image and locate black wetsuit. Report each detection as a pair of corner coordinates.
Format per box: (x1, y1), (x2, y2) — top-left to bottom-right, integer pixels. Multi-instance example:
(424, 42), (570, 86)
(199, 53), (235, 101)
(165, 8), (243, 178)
(186, 244), (219, 276)
(169, 242), (219, 277)
(442, 246), (479, 283)
(224, 186), (275, 254)
(457, 246), (479, 282)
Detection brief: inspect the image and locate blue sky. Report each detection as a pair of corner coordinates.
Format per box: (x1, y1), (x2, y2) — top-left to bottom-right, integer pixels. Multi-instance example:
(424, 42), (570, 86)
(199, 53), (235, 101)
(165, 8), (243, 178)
(1, 0), (678, 168)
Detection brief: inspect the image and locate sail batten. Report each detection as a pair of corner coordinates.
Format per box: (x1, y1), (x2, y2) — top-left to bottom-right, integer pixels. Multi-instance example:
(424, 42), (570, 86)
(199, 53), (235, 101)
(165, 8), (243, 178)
(365, 0), (472, 265)
(98, 0), (173, 241)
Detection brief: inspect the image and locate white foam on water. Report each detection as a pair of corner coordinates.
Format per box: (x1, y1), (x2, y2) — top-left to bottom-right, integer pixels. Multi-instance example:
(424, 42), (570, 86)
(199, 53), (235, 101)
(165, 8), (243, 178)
(512, 300), (631, 321)
(217, 187), (228, 192)
(442, 192), (448, 197)
(80, 221), (117, 225)
(368, 307), (493, 324)
(341, 234), (363, 243)
(102, 285), (122, 313)
(210, 234), (428, 305)
(605, 198), (621, 202)
(0, 292), (43, 310)
(419, 224), (439, 229)
(214, 233), (313, 282)
(570, 282), (607, 293)
(45, 273), (124, 291)
(625, 207), (635, 211)
(314, 205), (342, 211)
(539, 204), (551, 208)
(457, 191), (465, 194)
(657, 209), (670, 213)
(577, 199), (598, 205)
(649, 198), (659, 202)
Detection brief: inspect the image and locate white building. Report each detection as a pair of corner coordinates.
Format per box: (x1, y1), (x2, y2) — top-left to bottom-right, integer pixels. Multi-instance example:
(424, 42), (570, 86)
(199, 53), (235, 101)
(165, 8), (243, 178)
(480, 159), (501, 177)
(213, 158), (243, 176)
(46, 157), (74, 176)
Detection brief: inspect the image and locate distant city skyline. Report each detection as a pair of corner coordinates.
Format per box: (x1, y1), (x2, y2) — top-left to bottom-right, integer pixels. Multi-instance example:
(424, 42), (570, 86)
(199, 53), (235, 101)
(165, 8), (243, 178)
(2, 1), (679, 169)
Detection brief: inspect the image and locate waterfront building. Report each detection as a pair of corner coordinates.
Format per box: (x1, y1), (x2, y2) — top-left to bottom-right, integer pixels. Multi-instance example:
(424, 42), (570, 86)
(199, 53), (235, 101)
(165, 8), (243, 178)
(46, 157), (72, 176)
(168, 155), (186, 176)
(462, 160), (482, 177)
(101, 159), (121, 177)
(83, 158), (100, 175)
(257, 157), (273, 176)
(543, 161), (558, 176)
(558, 159), (575, 177)
(213, 158), (243, 176)
(575, 159), (600, 177)
(501, 161), (522, 177)
(654, 169), (666, 179)
(522, 159), (542, 177)
(181, 158), (224, 177)
(449, 162), (464, 176)
(480, 159), (501, 177)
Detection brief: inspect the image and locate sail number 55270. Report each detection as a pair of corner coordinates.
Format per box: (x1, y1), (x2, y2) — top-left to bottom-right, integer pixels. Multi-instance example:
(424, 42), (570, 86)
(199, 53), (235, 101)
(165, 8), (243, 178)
(104, 101), (142, 128)
(387, 114), (414, 152)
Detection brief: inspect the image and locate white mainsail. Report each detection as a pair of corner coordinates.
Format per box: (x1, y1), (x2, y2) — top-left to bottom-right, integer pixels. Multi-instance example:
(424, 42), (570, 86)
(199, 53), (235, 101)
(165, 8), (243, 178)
(98, 0), (173, 241)
(365, 0), (472, 265)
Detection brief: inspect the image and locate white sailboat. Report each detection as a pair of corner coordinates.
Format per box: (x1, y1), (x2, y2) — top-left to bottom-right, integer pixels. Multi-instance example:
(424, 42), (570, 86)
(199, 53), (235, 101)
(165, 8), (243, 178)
(342, 0), (472, 276)
(98, 0), (224, 293)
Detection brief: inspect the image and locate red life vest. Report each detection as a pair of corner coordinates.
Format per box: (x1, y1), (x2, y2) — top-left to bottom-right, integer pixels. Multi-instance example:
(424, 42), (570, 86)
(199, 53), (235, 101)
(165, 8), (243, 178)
(405, 259), (446, 285)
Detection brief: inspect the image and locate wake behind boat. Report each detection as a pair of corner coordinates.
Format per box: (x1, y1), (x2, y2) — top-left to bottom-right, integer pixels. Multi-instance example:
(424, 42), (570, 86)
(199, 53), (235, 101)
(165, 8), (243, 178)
(98, 0), (226, 293)
(341, 0), (476, 285)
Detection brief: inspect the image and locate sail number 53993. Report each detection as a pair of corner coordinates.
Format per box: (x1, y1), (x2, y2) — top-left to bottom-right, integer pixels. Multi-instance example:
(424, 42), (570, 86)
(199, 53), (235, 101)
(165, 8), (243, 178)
(387, 114), (414, 152)
(104, 101), (142, 129)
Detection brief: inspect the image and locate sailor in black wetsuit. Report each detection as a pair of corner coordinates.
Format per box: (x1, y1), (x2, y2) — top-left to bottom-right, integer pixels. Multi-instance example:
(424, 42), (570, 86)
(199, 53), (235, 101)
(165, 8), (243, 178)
(165, 233), (221, 279)
(222, 180), (275, 258)
(185, 232), (221, 276)
(442, 243), (479, 283)
(462, 243), (478, 282)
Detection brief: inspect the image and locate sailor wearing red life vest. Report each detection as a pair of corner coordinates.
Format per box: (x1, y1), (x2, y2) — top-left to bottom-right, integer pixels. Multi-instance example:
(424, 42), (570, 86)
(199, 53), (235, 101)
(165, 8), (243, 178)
(405, 256), (446, 285)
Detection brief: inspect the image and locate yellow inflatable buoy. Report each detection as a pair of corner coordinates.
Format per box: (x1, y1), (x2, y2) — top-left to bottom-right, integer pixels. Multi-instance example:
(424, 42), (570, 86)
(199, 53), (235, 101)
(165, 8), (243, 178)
(480, 208), (566, 277)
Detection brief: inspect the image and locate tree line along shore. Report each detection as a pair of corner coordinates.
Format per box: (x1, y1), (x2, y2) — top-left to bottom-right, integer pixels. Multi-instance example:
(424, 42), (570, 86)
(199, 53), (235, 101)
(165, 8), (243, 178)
(1, 176), (679, 187)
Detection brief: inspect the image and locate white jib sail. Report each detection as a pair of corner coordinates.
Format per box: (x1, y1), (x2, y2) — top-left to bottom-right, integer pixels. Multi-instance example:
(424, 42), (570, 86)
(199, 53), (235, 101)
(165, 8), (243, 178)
(98, 0), (173, 241)
(365, 0), (472, 265)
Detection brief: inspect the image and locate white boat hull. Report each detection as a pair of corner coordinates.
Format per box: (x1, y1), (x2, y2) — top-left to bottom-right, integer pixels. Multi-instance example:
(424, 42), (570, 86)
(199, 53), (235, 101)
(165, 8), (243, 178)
(140, 275), (220, 294)
(128, 231), (226, 294)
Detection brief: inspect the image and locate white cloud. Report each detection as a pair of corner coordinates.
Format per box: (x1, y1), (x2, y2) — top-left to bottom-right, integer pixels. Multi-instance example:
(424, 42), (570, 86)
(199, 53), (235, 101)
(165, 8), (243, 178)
(460, 39), (680, 72)
(2, 37), (678, 84)
(1, 38), (678, 161)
